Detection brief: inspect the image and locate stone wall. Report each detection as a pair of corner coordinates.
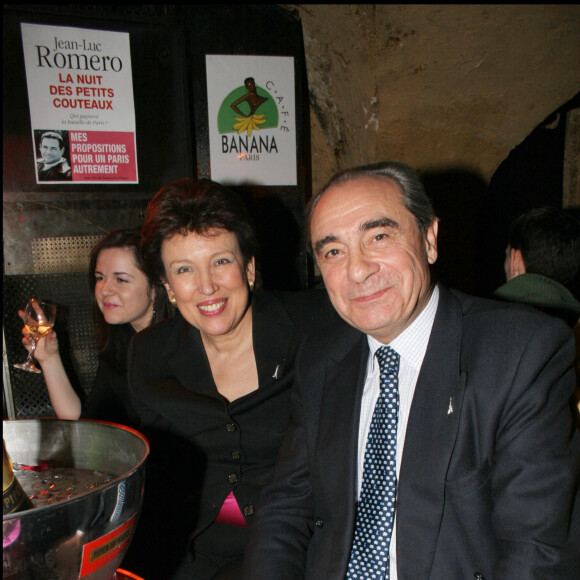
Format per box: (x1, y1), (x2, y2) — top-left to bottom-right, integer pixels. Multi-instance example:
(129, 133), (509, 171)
(289, 4), (580, 193)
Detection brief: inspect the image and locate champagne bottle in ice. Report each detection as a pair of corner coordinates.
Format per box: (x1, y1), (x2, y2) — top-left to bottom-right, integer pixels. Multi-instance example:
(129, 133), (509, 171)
(3, 439), (33, 515)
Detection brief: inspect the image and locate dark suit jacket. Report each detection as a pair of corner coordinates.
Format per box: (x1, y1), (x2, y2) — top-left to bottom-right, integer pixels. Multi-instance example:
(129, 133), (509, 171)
(126, 289), (339, 577)
(243, 285), (580, 579)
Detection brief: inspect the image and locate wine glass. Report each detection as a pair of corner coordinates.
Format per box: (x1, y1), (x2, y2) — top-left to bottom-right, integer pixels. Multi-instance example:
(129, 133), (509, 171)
(14, 298), (57, 374)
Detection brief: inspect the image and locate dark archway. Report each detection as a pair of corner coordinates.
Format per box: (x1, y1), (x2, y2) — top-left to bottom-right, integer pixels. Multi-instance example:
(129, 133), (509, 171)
(474, 92), (580, 297)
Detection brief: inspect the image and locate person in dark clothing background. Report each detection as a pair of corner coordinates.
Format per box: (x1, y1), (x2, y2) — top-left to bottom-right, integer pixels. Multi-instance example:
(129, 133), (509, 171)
(492, 205), (580, 427)
(493, 205), (580, 327)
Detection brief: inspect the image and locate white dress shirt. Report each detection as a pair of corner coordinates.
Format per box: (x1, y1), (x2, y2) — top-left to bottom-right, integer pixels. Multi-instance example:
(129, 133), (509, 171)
(356, 285), (439, 579)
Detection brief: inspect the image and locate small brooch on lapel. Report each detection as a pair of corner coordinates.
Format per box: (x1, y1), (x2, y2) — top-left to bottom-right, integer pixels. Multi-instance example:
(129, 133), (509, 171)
(272, 364), (280, 379)
(447, 396), (455, 415)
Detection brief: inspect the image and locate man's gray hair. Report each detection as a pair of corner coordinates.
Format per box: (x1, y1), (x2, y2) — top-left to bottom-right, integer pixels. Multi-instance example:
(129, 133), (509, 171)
(306, 161), (437, 251)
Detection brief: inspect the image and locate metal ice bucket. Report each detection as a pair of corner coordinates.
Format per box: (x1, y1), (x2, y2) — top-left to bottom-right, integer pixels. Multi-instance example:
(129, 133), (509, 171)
(3, 419), (149, 580)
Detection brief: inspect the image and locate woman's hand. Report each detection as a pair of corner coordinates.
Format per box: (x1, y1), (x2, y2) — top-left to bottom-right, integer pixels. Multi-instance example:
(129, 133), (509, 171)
(17, 310), (81, 420)
(18, 309), (59, 363)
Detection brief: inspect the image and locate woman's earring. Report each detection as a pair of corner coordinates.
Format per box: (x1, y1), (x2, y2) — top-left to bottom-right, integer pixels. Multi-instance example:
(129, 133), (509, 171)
(170, 295), (177, 306)
(248, 280), (255, 292)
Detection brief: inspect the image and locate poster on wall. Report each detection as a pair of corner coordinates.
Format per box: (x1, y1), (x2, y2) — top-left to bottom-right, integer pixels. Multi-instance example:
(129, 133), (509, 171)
(206, 54), (297, 186)
(21, 22), (138, 184)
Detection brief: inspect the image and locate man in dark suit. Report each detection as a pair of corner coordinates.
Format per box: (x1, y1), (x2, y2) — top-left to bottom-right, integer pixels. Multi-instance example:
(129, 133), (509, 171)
(243, 162), (580, 579)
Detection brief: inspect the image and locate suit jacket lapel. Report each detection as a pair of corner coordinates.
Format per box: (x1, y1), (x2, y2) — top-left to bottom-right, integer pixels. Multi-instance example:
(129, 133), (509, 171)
(165, 313), (217, 397)
(251, 292), (295, 390)
(397, 286), (466, 579)
(317, 329), (370, 572)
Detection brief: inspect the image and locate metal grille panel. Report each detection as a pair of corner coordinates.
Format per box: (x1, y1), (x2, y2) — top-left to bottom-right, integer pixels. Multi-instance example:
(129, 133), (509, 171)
(31, 235), (102, 274)
(3, 274), (99, 418)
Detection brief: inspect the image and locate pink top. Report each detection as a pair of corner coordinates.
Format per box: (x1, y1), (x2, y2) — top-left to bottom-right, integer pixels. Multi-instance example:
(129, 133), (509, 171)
(215, 490), (247, 527)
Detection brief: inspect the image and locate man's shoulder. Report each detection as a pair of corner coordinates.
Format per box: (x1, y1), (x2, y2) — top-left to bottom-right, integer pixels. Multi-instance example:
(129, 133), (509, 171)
(264, 287), (331, 310)
(37, 159), (72, 179)
(449, 287), (569, 327)
(443, 286), (574, 353)
(299, 312), (364, 359)
(258, 288), (342, 330)
(59, 158), (71, 175)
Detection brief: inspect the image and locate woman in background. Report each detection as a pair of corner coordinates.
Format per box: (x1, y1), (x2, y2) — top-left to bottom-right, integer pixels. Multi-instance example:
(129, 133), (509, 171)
(128, 177), (338, 579)
(19, 227), (172, 427)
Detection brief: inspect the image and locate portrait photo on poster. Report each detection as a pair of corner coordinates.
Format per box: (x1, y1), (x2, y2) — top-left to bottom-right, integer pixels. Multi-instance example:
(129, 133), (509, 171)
(34, 129), (73, 182)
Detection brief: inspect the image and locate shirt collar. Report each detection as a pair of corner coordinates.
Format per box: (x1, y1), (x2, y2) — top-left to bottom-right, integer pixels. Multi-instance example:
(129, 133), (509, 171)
(367, 284), (439, 372)
(41, 159), (66, 170)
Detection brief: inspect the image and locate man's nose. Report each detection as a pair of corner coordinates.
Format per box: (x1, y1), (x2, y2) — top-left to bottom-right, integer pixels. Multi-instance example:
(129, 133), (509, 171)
(347, 249), (379, 283)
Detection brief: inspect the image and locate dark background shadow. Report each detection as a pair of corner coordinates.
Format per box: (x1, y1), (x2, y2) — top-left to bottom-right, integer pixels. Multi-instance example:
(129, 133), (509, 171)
(475, 92), (579, 297)
(236, 184), (304, 291)
(422, 169), (488, 295)
(423, 92), (578, 299)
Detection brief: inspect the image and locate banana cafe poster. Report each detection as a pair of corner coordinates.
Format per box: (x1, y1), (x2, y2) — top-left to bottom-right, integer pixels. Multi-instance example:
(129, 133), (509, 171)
(206, 54), (297, 186)
(21, 22), (138, 184)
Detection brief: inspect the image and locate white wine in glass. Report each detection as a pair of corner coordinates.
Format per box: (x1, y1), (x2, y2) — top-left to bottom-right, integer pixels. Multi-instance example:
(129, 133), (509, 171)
(14, 298), (57, 374)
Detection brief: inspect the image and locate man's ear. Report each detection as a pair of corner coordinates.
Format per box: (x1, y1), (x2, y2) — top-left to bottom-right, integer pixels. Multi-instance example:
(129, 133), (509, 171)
(425, 219), (438, 265)
(509, 247), (527, 279)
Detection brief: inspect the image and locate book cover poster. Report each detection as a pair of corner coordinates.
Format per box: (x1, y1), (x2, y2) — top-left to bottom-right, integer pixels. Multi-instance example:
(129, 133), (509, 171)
(206, 54), (297, 186)
(21, 22), (138, 184)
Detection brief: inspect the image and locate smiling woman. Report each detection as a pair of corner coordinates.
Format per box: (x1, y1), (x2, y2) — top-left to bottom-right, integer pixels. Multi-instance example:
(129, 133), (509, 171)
(161, 228), (259, 403)
(18, 227), (173, 425)
(127, 177), (339, 579)
(161, 228), (255, 344)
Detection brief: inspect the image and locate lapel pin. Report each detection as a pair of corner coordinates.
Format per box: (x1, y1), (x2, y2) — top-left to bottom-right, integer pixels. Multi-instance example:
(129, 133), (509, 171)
(272, 364), (280, 379)
(447, 397), (455, 415)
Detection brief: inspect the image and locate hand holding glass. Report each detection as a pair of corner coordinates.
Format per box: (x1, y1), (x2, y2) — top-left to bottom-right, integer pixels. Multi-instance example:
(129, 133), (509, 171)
(14, 298), (57, 374)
